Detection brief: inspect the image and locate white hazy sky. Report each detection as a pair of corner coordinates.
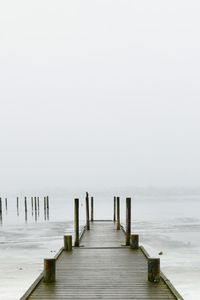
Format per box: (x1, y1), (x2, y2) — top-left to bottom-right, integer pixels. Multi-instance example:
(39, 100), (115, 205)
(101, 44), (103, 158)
(0, 1), (200, 193)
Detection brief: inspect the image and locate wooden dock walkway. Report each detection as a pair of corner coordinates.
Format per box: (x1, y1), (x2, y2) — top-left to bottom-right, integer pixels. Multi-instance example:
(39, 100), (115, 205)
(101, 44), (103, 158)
(21, 220), (183, 300)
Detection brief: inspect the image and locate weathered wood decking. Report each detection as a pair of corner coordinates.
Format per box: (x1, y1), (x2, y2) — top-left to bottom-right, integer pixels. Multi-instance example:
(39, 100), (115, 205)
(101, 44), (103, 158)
(21, 221), (183, 300)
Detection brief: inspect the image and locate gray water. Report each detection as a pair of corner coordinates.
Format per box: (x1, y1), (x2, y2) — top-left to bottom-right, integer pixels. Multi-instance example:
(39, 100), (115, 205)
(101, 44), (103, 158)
(0, 194), (200, 299)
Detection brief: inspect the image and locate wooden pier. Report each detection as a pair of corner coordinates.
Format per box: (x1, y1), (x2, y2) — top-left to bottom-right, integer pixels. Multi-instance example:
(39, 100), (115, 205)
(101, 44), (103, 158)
(20, 197), (183, 300)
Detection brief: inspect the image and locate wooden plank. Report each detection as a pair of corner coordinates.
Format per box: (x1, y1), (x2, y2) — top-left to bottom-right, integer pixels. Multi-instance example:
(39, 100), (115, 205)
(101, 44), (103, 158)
(22, 221), (181, 300)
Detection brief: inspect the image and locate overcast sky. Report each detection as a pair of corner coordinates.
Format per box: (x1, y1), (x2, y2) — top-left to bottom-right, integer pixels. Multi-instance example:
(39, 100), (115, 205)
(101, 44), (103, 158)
(0, 1), (200, 193)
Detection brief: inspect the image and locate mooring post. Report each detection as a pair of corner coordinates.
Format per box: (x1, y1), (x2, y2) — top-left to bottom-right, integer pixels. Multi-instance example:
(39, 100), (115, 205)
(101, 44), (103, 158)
(74, 198), (79, 247)
(130, 234), (139, 249)
(24, 197), (27, 214)
(64, 235), (72, 251)
(86, 192), (90, 230)
(91, 196), (94, 221)
(113, 196), (116, 222)
(148, 258), (160, 283)
(116, 196), (120, 230)
(5, 198), (7, 211)
(34, 197), (37, 211)
(17, 197), (19, 215)
(0, 198), (2, 214)
(31, 197), (33, 211)
(44, 258), (56, 283)
(126, 197), (131, 245)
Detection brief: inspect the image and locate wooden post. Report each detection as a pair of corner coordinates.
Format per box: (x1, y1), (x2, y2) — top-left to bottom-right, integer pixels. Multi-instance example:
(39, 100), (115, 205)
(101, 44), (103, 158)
(5, 198), (7, 211)
(46, 196), (49, 220)
(37, 197), (40, 211)
(44, 196), (46, 220)
(113, 196), (116, 222)
(34, 197), (37, 211)
(17, 197), (19, 215)
(130, 234), (139, 249)
(31, 197), (33, 212)
(116, 197), (120, 230)
(148, 258), (160, 283)
(86, 192), (90, 230)
(24, 197), (27, 213)
(91, 197), (94, 221)
(0, 198), (2, 214)
(64, 235), (72, 251)
(44, 258), (56, 283)
(126, 197), (131, 246)
(74, 198), (79, 247)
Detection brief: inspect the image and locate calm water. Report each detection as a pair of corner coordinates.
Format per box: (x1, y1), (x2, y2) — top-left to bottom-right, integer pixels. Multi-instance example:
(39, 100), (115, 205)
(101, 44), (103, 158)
(0, 194), (200, 299)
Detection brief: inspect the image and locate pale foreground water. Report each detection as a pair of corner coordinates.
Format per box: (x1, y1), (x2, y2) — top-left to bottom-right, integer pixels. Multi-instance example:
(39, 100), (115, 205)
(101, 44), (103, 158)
(0, 194), (200, 300)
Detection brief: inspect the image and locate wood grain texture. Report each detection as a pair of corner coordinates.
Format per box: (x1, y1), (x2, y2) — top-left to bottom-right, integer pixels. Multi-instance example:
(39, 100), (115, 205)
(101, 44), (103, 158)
(25, 221), (178, 300)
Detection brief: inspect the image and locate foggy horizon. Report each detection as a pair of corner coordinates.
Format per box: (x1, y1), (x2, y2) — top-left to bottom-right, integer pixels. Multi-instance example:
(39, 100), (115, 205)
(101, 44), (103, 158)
(1, 1), (200, 193)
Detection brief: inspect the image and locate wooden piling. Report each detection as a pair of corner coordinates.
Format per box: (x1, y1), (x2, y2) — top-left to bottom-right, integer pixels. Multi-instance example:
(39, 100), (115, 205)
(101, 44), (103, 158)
(34, 197), (37, 211)
(91, 197), (94, 221)
(17, 197), (19, 215)
(64, 235), (72, 251)
(5, 198), (7, 210)
(116, 197), (120, 230)
(86, 192), (90, 230)
(24, 197), (27, 213)
(74, 198), (79, 247)
(0, 198), (2, 214)
(31, 197), (33, 211)
(113, 196), (116, 222)
(44, 258), (56, 283)
(126, 197), (131, 246)
(130, 234), (139, 249)
(148, 258), (160, 283)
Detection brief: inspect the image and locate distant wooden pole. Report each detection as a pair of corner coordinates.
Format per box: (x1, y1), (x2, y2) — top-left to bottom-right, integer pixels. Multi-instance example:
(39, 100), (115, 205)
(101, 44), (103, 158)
(37, 197), (40, 211)
(116, 197), (120, 230)
(64, 235), (72, 251)
(86, 192), (90, 230)
(17, 197), (19, 215)
(0, 198), (1, 213)
(74, 198), (79, 247)
(47, 196), (49, 210)
(5, 198), (7, 211)
(31, 197), (33, 211)
(34, 197), (37, 211)
(46, 196), (49, 220)
(91, 197), (94, 221)
(130, 234), (139, 249)
(113, 196), (116, 222)
(148, 258), (160, 283)
(44, 197), (46, 220)
(44, 258), (56, 283)
(24, 197), (27, 214)
(126, 197), (131, 246)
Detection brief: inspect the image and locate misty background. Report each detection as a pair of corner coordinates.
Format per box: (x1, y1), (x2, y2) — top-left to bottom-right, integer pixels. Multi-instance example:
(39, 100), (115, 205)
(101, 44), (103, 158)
(1, 1), (200, 195)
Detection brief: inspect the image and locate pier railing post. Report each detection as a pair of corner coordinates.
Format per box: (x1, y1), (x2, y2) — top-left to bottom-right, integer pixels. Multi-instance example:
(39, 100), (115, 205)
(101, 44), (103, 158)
(113, 196), (116, 222)
(86, 192), (90, 230)
(126, 197), (131, 245)
(116, 197), (120, 230)
(91, 197), (94, 221)
(130, 234), (139, 249)
(64, 235), (72, 251)
(44, 258), (56, 283)
(74, 198), (79, 247)
(148, 258), (160, 283)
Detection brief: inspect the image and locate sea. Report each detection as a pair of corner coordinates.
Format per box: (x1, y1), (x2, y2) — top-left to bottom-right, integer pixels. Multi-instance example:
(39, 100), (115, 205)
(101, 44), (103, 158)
(0, 192), (200, 300)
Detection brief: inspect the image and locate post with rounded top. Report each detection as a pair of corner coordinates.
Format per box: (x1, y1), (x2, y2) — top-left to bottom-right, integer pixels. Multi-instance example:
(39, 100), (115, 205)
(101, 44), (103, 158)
(44, 258), (56, 283)
(113, 196), (116, 222)
(126, 197), (131, 245)
(64, 235), (72, 251)
(91, 197), (94, 221)
(74, 198), (79, 247)
(116, 197), (120, 230)
(130, 234), (139, 249)
(86, 192), (90, 230)
(148, 258), (160, 283)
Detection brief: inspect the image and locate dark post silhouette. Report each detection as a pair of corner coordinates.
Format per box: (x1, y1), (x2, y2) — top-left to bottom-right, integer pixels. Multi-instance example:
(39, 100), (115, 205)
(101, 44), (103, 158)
(116, 196), (120, 230)
(91, 196), (94, 221)
(44, 258), (56, 283)
(126, 197), (131, 245)
(74, 198), (79, 247)
(86, 192), (90, 230)
(113, 196), (116, 222)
